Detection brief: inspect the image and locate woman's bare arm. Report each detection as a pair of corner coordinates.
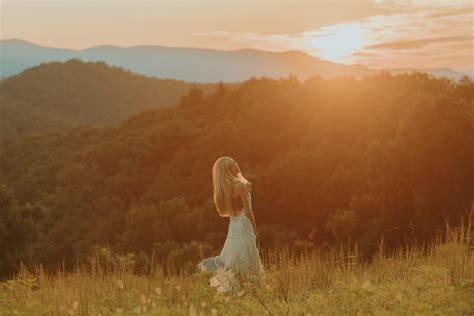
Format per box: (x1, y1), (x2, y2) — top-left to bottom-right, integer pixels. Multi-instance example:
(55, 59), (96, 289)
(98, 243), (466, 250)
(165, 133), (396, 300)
(238, 182), (257, 236)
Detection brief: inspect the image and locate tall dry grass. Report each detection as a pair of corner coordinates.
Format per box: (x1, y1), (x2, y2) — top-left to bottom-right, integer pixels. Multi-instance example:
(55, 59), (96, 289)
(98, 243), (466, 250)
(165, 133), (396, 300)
(1, 210), (473, 315)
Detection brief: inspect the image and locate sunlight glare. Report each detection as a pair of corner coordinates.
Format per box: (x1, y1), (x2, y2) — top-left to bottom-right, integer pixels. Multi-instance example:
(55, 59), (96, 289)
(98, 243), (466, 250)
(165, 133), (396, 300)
(308, 23), (366, 64)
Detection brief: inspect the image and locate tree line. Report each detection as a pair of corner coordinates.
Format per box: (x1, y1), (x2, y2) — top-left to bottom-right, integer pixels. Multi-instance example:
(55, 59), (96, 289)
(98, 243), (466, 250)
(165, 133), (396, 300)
(0, 72), (473, 279)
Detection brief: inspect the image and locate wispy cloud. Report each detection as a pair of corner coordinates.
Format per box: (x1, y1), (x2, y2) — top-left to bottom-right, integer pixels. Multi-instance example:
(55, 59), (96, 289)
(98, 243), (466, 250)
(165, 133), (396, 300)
(374, 0), (472, 7)
(191, 4), (473, 70)
(355, 7), (473, 70)
(425, 7), (472, 18)
(365, 36), (473, 49)
(191, 31), (299, 53)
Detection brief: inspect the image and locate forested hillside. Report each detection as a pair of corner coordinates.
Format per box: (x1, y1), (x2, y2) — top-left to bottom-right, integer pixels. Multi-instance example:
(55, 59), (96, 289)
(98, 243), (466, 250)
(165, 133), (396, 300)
(0, 72), (473, 279)
(0, 59), (215, 140)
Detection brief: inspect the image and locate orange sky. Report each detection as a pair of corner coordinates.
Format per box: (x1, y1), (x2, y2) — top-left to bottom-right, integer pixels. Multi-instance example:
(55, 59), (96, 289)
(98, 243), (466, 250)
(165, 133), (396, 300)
(1, 0), (473, 71)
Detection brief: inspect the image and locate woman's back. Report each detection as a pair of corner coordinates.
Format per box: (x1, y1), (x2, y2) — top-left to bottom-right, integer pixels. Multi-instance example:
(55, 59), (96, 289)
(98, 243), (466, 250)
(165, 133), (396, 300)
(230, 190), (244, 216)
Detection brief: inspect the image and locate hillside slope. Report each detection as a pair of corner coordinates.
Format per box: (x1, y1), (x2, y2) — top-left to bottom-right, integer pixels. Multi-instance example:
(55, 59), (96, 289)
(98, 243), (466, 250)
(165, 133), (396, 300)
(0, 59), (215, 140)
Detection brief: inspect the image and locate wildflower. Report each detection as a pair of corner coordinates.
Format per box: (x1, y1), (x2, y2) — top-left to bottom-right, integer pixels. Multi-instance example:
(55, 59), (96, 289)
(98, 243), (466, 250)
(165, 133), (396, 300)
(200, 301), (207, 308)
(155, 287), (162, 295)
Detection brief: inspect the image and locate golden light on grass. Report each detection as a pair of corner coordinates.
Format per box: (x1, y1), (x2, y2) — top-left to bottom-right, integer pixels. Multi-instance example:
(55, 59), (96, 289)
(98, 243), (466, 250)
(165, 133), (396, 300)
(3, 213), (471, 314)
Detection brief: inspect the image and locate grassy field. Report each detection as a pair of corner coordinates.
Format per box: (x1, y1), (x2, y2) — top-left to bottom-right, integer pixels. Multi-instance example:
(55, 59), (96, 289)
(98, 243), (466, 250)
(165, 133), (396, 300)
(1, 216), (473, 316)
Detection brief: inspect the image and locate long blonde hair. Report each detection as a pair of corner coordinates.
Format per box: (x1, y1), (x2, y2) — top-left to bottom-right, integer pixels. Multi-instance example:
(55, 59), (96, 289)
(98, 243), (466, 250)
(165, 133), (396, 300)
(212, 156), (250, 217)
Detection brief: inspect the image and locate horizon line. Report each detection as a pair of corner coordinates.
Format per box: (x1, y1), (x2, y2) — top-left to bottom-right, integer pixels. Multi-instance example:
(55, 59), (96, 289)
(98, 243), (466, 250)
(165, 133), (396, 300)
(1, 37), (472, 73)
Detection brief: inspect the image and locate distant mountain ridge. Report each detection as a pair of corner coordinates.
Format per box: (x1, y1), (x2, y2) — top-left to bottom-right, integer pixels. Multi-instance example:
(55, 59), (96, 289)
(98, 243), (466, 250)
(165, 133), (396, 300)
(3, 38), (469, 82)
(0, 39), (372, 82)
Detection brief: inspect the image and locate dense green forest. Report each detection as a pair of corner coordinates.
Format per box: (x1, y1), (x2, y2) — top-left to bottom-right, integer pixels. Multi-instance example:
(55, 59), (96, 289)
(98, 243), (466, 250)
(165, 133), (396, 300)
(0, 71), (473, 280)
(0, 59), (216, 141)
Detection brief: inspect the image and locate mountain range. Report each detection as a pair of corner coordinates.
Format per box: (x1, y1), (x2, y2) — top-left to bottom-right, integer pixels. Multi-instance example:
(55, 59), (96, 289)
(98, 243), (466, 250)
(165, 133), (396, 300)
(2, 39), (471, 83)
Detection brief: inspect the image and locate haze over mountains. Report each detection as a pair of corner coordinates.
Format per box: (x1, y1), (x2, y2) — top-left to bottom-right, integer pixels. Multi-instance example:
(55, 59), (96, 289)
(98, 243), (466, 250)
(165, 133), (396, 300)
(2, 39), (471, 83)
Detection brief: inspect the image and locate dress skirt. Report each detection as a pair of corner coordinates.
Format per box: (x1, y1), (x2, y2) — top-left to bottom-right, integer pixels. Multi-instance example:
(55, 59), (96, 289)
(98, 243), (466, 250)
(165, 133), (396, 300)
(197, 210), (264, 295)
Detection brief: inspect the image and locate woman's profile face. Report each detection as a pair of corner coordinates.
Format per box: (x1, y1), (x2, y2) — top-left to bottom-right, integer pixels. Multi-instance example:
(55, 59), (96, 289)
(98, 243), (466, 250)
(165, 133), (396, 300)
(228, 159), (240, 176)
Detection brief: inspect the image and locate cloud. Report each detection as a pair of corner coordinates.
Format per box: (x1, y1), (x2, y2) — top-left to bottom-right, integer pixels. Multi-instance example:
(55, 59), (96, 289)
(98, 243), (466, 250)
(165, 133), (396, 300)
(365, 36), (473, 49)
(190, 2), (473, 70)
(374, 0), (472, 7)
(353, 51), (377, 57)
(425, 7), (473, 19)
(191, 31), (296, 52)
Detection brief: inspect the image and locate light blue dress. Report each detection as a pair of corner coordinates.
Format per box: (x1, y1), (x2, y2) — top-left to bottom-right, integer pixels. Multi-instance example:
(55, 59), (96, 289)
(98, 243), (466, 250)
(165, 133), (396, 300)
(197, 192), (264, 295)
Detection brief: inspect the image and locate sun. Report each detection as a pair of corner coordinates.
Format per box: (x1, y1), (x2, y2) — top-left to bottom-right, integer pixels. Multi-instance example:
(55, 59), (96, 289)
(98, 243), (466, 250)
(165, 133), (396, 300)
(308, 23), (366, 64)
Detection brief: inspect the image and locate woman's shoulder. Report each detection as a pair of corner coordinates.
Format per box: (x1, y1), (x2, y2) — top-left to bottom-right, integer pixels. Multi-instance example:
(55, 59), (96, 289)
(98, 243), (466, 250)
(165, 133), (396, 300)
(233, 180), (251, 193)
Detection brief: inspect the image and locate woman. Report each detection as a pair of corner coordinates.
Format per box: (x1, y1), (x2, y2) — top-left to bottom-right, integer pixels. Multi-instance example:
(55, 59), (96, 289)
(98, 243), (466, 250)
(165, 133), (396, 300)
(197, 156), (264, 296)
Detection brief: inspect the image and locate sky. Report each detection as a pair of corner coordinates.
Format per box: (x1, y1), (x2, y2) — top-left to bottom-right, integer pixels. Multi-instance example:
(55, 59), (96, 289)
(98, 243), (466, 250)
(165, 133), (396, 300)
(1, 0), (473, 71)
